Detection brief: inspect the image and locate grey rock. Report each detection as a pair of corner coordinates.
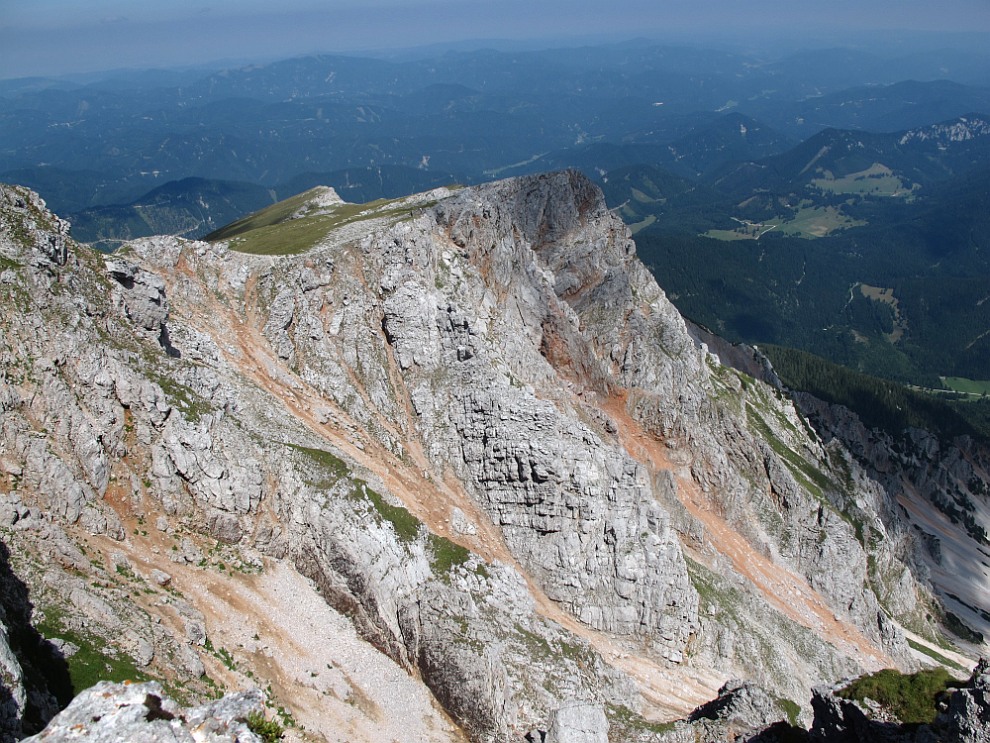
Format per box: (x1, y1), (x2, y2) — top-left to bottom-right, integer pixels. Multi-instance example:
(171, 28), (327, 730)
(48, 638), (79, 658)
(0, 538), (62, 742)
(0, 187), (68, 267)
(150, 570), (172, 587)
(450, 507), (478, 537)
(545, 702), (608, 743)
(690, 679), (792, 731)
(0, 621), (27, 743)
(105, 258), (170, 333)
(933, 659), (990, 743)
(263, 288), (297, 364)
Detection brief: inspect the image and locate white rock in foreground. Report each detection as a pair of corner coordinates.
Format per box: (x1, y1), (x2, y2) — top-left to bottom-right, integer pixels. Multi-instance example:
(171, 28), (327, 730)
(22, 681), (265, 743)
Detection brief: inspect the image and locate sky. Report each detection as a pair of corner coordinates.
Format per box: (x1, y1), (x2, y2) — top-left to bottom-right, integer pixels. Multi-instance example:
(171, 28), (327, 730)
(1, 0), (989, 80)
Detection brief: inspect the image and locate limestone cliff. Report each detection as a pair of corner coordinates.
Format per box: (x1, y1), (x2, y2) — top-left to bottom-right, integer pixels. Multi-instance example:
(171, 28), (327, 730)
(0, 174), (974, 742)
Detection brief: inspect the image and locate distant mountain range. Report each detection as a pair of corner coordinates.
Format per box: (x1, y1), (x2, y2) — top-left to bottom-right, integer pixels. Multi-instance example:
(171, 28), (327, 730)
(2, 42), (988, 219)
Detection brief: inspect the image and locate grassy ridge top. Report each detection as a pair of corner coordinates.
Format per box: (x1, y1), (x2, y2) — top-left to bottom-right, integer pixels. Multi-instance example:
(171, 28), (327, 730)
(206, 186), (448, 256)
(205, 187), (330, 242)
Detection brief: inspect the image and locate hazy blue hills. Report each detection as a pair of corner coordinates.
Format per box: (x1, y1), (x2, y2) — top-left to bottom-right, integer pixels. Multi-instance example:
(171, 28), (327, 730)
(707, 114), (990, 204)
(658, 113), (795, 178)
(5, 40), (990, 395)
(744, 79), (990, 137)
(4, 42), (989, 219)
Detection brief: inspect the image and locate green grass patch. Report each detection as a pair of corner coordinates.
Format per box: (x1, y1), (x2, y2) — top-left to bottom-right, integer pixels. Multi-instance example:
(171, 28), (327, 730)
(775, 696), (802, 726)
(746, 404), (831, 499)
(205, 638), (238, 672)
(630, 187), (661, 204)
(247, 711), (284, 742)
(512, 623), (554, 657)
(36, 607), (149, 694)
(810, 164), (919, 199)
(702, 227), (775, 241)
(0, 253), (21, 271)
(288, 442), (419, 541)
(206, 188), (339, 241)
(685, 556), (742, 623)
(704, 205), (865, 242)
(941, 377), (990, 396)
(362, 484), (421, 543)
(428, 534), (471, 573)
(628, 214), (657, 235)
(287, 444), (351, 485)
(777, 205), (866, 238)
(150, 373), (212, 422)
(210, 188), (437, 256)
(837, 667), (963, 725)
(607, 704), (677, 735)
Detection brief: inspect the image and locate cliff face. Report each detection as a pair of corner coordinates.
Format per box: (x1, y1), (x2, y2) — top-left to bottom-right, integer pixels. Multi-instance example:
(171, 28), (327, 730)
(0, 173), (970, 742)
(793, 392), (990, 648)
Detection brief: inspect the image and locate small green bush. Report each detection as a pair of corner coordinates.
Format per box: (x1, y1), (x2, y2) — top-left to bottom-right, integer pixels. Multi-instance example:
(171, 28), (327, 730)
(246, 710), (283, 742)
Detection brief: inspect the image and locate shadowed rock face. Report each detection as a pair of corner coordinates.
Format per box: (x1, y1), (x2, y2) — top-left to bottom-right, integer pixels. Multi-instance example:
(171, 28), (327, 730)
(0, 540), (67, 742)
(0, 174), (970, 742)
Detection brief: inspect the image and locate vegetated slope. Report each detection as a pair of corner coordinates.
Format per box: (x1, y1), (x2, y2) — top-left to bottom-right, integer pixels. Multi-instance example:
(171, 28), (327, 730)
(0, 174), (983, 741)
(707, 114), (990, 203)
(766, 352), (990, 652)
(657, 113), (796, 179)
(624, 131), (990, 385)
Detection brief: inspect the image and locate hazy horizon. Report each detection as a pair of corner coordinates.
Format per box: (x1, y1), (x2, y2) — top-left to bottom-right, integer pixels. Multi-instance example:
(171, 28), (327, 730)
(2, 0), (989, 81)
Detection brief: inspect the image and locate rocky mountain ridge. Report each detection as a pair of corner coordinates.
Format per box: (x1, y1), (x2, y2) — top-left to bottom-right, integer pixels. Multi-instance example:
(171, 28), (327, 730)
(0, 172), (985, 741)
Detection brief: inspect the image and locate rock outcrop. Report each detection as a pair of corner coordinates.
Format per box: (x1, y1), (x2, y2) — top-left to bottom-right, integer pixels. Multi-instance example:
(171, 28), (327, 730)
(793, 392), (990, 643)
(0, 541), (65, 742)
(0, 174), (974, 742)
(544, 702), (609, 743)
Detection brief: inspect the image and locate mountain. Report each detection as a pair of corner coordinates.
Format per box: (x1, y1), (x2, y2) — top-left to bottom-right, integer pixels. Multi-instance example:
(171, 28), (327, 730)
(658, 113), (795, 179)
(1, 174), (988, 741)
(273, 164), (462, 204)
(626, 159), (990, 385)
